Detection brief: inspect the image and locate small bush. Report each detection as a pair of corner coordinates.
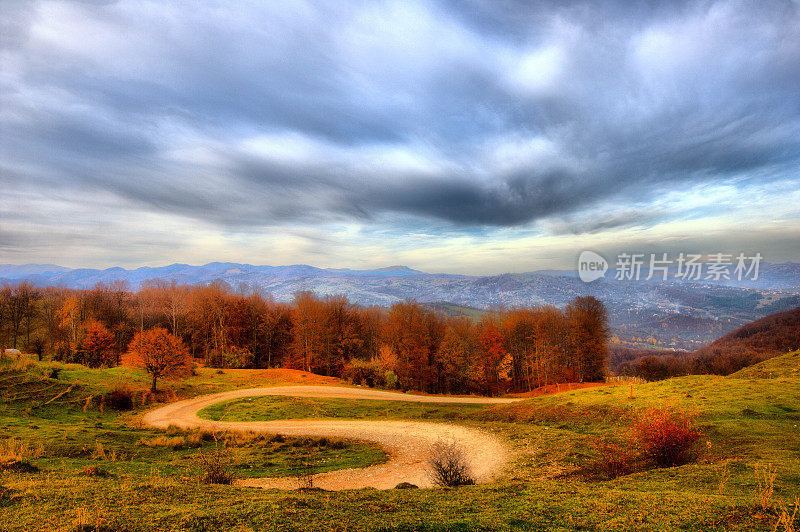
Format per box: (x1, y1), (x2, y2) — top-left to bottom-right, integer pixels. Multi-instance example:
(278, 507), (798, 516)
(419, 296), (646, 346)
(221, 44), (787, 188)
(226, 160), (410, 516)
(384, 370), (398, 389)
(140, 436), (186, 450)
(91, 441), (118, 461)
(329, 439), (347, 450)
(104, 388), (134, 411)
(165, 425), (183, 436)
(756, 463), (777, 510)
(590, 438), (635, 479)
(0, 437), (41, 472)
(342, 359), (385, 387)
(186, 430), (215, 448)
(427, 440), (475, 487)
(634, 407), (701, 467)
(197, 448), (235, 485)
(395, 482), (418, 489)
(291, 446), (316, 490)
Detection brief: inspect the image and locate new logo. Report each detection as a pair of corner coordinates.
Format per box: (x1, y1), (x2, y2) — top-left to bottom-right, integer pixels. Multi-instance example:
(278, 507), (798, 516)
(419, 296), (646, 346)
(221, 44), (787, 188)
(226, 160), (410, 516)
(578, 250), (608, 282)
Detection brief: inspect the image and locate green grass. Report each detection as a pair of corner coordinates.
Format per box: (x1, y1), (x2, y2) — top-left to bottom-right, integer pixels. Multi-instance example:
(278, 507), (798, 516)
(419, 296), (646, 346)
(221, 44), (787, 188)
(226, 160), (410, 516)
(730, 350), (800, 379)
(1, 354), (799, 531)
(0, 373), (387, 483)
(199, 396), (488, 422)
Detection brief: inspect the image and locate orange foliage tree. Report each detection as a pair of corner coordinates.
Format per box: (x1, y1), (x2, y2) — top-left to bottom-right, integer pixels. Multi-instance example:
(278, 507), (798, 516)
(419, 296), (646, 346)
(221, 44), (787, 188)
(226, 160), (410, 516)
(383, 301), (444, 393)
(566, 296), (610, 382)
(76, 320), (116, 368)
(125, 327), (191, 391)
(476, 320), (511, 396)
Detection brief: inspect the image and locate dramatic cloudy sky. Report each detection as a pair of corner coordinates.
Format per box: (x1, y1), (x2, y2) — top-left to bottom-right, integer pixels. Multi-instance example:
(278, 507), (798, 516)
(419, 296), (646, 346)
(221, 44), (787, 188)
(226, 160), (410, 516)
(2, 0), (799, 273)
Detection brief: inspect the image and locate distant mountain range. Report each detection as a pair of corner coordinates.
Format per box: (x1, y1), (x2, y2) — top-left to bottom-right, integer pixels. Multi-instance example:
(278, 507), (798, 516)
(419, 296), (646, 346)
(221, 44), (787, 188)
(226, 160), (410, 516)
(2, 261), (799, 350)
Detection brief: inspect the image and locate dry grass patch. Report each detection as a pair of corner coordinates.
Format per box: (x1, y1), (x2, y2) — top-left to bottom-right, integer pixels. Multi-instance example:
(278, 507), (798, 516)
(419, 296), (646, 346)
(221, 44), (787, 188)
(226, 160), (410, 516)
(0, 437), (42, 473)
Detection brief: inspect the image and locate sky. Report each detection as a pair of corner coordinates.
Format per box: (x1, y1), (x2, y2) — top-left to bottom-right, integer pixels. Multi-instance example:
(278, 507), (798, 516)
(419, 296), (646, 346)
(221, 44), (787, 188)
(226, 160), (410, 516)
(1, 0), (799, 274)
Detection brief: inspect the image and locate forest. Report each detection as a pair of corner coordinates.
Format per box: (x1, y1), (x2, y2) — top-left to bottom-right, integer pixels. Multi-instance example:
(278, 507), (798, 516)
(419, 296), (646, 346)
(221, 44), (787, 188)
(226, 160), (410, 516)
(614, 306), (800, 380)
(0, 280), (609, 395)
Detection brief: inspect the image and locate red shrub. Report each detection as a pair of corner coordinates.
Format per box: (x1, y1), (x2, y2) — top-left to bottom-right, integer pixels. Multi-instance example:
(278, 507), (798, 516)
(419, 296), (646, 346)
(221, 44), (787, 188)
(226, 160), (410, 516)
(634, 407), (701, 467)
(591, 438), (635, 478)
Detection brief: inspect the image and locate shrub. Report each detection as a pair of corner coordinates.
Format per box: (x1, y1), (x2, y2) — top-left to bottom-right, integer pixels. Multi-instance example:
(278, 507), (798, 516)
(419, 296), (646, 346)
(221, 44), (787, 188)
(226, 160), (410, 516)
(207, 347), (254, 369)
(329, 439), (347, 450)
(342, 359), (385, 387)
(197, 448), (235, 484)
(91, 441), (118, 461)
(0, 352), (35, 375)
(427, 440), (475, 487)
(0, 459), (39, 473)
(165, 425), (183, 436)
(186, 430), (215, 448)
(590, 438), (635, 479)
(104, 387), (134, 411)
(140, 436), (186, 450)
(756, 462), (777, 510)
(634, 407), (701, 467)
(291, 445), (316, 490)
(384, 370), (398, 389)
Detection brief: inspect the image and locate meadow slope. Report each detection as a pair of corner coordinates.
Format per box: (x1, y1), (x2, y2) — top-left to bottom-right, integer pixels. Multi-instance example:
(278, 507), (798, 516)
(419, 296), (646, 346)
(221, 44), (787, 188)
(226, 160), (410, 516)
(0, 355), (798, 531)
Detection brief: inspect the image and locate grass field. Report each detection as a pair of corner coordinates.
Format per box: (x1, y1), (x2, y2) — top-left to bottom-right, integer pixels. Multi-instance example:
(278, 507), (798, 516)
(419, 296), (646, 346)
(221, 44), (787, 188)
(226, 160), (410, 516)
(1, 353), (799, 531)
(199, 395), (489, 422)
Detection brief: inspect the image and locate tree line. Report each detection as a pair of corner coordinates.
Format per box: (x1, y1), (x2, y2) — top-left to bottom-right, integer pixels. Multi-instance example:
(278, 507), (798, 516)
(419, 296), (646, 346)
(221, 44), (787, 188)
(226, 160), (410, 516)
(612, 306), (800, 380)
(0, 280), (610, 395)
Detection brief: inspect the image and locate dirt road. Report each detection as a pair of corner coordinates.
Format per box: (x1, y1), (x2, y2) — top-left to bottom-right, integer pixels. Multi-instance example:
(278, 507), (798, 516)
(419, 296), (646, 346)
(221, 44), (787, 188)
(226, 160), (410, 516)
(142, 386), (520, 490)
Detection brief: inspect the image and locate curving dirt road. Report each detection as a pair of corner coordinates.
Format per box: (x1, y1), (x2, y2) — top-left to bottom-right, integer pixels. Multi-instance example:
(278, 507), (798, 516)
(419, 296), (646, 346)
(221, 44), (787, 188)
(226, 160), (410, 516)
(142, 386), (521, 490)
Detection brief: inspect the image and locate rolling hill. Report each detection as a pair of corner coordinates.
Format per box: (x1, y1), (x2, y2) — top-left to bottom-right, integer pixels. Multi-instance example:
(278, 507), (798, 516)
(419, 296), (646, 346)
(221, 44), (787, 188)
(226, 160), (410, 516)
(691, 306), (800, 373)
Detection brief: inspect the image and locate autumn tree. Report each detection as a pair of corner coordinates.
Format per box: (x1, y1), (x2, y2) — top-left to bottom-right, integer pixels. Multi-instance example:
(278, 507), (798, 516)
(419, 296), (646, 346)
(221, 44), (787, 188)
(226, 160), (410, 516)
(58, 293), (83, 358)
(125, 327), (191, 392)
(3, 283), (37, 349)
(436, 317), (477, 394)
(76, 320), (116, 368)
(565, 296), (610, 382)
(257, 300), (293, 368)
(383, 301), (444, 392)
(288, 292), (373, 376)
(532, 306), (568, 387)
(501, 309), (537, 391)
(476, 319), (511, 396)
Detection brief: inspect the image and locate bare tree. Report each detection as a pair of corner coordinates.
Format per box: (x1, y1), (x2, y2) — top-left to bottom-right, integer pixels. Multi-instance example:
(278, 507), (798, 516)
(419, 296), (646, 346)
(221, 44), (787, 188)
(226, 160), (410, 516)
(427, 440), (475, 487)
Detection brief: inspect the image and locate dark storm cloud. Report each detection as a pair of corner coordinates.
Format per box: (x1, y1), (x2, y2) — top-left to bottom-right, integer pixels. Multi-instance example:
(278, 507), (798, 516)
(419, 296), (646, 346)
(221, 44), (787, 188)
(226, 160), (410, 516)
(2, 0), (800, 240)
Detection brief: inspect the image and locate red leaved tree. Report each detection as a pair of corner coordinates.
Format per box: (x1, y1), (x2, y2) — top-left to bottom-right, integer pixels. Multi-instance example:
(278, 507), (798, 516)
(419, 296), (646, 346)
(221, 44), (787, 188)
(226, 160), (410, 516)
(476, 320), (511, 396)
(76, 319), (116, 368)
(125, 327), (191, 392)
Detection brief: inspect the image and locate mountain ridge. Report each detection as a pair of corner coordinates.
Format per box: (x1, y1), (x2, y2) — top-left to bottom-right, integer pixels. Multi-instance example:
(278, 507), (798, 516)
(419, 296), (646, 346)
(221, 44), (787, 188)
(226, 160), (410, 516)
(2, 261), (799, 350)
